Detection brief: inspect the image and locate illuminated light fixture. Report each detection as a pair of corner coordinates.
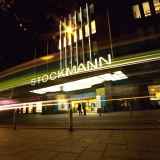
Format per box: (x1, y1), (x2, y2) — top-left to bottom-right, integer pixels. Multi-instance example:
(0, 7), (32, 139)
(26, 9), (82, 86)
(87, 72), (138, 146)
(30, 70), (128, 94)
(67, 27), (72, 33)
(41, 55), (54, 60)
(24, 28), (26, 31)
(19, 24), (22, 27)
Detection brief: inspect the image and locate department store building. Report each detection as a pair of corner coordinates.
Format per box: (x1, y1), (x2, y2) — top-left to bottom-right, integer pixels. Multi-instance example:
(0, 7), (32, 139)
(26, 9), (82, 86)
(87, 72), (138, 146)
(0, 0), (160, 114)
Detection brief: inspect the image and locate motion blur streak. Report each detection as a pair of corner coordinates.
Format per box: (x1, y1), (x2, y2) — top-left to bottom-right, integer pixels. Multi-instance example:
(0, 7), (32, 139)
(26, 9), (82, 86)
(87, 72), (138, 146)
(0, 96), (156, 111)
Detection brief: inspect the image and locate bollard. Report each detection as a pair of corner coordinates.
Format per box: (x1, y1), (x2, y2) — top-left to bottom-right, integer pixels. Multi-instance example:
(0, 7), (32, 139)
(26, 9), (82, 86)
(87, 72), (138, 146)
(69, 108), (73, 131)
(13, 109), (17, 130)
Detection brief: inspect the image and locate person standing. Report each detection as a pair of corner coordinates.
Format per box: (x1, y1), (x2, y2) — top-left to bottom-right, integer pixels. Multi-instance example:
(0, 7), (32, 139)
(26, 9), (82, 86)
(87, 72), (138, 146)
(82, 102), (86, 115)
(77, 103), (82, 115)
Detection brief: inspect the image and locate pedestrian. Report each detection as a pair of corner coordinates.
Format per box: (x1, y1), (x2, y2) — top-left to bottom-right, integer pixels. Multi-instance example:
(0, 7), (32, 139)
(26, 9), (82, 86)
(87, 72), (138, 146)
(82, 102), (86, 115)
(77, 103), (82, 115)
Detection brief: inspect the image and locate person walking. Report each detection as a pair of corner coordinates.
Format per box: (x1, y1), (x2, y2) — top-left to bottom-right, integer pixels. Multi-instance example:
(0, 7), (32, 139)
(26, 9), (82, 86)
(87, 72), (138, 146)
(77, 103), (82, 115)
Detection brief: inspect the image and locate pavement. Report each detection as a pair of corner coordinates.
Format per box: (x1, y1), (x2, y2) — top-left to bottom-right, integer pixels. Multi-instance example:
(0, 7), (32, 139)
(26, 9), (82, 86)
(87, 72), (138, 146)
(0, 110), (160, 159)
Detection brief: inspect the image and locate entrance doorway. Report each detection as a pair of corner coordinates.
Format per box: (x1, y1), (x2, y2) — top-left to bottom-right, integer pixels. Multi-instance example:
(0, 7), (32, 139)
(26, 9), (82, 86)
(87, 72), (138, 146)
(71, 98), (97, 113)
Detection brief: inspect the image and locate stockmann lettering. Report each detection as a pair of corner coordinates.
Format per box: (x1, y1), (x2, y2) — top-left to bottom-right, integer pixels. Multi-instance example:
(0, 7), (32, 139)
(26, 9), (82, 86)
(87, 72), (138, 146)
(31, 54), (111, 86)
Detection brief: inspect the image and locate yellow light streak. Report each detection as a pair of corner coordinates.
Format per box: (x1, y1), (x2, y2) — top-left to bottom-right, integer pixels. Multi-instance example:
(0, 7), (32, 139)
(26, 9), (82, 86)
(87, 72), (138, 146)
(41, 55), (54, 60)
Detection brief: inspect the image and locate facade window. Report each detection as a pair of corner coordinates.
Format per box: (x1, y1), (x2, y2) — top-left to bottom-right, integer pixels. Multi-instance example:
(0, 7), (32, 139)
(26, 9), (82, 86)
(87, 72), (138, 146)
(89, 4), (94, 14)
(93, 41), (98, 56)
(67, 31), (72, 45)
(79, 28), (82, 40)
(59, 39), (61, 50)
(83, 8), (87, 18)
(153, 0), (160, 14)
(85, 24), (89, 37)
(91, 20), (96, 34)
(132, 5), (141, 19)
(72, 15), (75, 24)
(73, 31), (77, 42)
(142, 2), (151, 17)
(78, 12), (81, 21)
(63, 37), (66, 47)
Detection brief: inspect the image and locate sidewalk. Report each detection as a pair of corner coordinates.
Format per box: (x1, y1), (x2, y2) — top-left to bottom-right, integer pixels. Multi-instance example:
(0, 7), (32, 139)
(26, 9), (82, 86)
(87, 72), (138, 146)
(0, 128), (160, 160)
(0, 110), (160, 159)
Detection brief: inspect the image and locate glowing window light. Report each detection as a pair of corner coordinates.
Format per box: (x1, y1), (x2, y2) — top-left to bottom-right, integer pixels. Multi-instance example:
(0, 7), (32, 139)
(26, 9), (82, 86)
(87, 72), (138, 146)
(85, 24), (89, 37)
(91, 20), (96, 34)
(79, 28), (82, 40)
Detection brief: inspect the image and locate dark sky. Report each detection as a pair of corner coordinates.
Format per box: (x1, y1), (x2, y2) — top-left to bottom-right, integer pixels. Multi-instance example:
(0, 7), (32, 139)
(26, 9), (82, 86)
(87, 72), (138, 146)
(0, 10), (28, 71)
(0, 0), (60, 72)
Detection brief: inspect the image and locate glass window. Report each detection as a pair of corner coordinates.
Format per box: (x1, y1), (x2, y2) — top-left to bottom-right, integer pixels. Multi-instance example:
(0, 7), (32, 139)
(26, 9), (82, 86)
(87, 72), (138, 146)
(83, 8), (87, 18)
(72, 16), (75, 24)
(59, 39), (61, 50)
(73, 31), (77, 42)
(91, 20), (96, 34)
(93, 41), (98, 56)
(79, 28), (82, 40)
(132, 5), (141, 19)
(78, 12), (81, 21)
(89, 4), (94, 14)
(63, 37), (66, 47)
(142, 2), (151, 17)
(153, 0), (160, 14)
(67, 32), (71, 45)
(85, 24), (89, 37)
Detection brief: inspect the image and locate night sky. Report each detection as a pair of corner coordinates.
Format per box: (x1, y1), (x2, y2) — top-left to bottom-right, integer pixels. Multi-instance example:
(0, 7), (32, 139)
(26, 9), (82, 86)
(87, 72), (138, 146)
(0, 10), (28, 71)
(0, 0), (64, 72)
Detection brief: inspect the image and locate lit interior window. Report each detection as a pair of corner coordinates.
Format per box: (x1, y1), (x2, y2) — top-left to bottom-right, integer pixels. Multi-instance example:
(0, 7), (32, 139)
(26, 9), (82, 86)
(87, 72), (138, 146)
(36, 102), (42, 113)
(85, 24), (89, 37)
(153, 0), (160, 14)
(142, 2), (151, 17)
(91, 20), (96, 34)
(132, 5), (141, 19)
(79, 28), (82, 40)
(67, 31), (72, 45)
(59, 39), (61, 50)
(28, 104), (33, 113)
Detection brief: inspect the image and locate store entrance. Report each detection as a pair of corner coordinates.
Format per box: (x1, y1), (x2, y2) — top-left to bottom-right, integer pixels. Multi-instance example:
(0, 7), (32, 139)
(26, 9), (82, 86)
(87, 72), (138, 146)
(71, 98), (97, 113)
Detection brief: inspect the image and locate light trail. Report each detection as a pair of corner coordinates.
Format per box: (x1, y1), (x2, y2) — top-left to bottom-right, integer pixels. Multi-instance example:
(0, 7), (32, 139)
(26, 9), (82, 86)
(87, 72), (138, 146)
(0, 95), (156, 111)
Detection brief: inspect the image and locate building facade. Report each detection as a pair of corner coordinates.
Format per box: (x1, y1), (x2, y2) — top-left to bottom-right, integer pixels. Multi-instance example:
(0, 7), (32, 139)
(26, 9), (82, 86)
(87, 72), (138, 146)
(0, 0), (160, 114)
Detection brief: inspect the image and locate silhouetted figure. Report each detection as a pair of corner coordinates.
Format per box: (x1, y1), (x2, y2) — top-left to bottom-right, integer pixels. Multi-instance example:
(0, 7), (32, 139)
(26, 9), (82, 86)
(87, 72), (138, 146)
(82, 103), (86, 115)
(77, 103), (82, 115)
